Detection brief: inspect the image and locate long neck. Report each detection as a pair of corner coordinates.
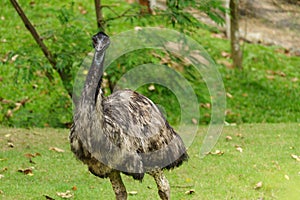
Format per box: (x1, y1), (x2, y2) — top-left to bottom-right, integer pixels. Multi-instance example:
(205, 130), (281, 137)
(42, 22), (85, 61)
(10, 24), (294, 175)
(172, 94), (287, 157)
(81, 50), (105, 107)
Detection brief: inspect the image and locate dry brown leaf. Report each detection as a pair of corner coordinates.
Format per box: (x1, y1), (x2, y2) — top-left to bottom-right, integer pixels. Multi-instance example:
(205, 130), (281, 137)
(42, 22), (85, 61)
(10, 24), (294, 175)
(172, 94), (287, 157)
(72, 186), (77, 191)
(128, 191), (138, 195)
(218, 60), (233, 69)
(200, 103), (211, 109)
(226, 136), (233, 141)
(49, 147), (65, 153)
(78, 6), (87, 15)
(191, 118), (198, 125)
(57, 190), (73, 199)
(185, 189), (195, 195)
(7, 142), (14, 148)
(254, 181), (263, 190)
(44, 195), (55, 200)
(208, 150), (224, 155)
(0, 167), (8, 173)
(291, 77), (298, 82)
(18, 167), (34, 175)
(221, 51), (231, 58)
(11, 54), (19, 62)
(148, 84), (155, 91)
(284, 175), (290, 180)
(266, 75), (275, 80)
(236, 146), (243, 153)
(291, 154), (300, 161)
(24, 153), (41, 158)
(226, 92), (233, 99)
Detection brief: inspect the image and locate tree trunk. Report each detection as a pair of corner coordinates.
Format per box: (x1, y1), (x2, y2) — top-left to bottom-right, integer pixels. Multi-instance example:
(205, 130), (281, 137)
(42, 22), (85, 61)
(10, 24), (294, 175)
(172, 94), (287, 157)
(225, 0), (231, 38)
(230, 0), (243, 69)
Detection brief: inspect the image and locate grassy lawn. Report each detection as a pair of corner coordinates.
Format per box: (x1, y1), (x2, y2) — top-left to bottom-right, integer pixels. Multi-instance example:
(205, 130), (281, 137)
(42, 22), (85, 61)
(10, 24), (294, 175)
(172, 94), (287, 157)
(1, 123), (299, 199)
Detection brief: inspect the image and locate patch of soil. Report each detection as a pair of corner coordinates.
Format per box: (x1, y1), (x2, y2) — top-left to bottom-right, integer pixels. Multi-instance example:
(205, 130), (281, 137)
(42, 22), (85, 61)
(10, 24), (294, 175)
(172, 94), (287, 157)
(239, 0), (300, 55)
(184, 0), (300, 56)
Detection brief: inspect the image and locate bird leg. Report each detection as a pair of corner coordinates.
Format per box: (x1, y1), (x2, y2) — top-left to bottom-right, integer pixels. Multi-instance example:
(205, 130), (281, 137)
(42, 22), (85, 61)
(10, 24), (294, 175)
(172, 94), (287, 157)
(108, 171), (127, 200)
(149, 170), (170, 200)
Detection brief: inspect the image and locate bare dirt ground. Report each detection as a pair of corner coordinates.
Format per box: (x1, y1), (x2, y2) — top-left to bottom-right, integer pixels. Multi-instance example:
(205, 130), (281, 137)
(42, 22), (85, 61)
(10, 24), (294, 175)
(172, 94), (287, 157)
(184, 0), (300, 56)
(239, 0), (300, 55)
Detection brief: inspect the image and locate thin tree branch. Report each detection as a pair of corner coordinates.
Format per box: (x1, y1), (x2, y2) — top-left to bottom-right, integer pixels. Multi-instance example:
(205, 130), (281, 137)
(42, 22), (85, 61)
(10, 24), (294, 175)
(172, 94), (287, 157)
(10, 0), (56, 68)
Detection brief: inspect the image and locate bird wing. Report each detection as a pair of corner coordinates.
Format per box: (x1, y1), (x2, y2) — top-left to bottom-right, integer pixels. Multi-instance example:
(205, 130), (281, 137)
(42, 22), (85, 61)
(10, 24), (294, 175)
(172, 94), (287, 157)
(103, 89), (188, 171)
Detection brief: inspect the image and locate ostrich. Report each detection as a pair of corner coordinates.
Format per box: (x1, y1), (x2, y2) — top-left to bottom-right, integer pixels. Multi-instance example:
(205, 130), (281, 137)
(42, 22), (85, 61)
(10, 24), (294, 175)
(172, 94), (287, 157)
(70, 32), (188, 200)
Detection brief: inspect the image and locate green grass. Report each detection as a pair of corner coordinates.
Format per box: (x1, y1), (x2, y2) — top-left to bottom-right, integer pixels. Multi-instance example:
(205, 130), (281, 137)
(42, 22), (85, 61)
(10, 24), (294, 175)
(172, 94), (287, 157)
(1, 124), (300, 199)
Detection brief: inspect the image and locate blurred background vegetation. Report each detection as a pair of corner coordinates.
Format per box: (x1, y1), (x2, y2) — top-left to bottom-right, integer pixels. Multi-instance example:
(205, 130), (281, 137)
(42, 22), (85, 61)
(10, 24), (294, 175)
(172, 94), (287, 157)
(0, 0), (299, 128)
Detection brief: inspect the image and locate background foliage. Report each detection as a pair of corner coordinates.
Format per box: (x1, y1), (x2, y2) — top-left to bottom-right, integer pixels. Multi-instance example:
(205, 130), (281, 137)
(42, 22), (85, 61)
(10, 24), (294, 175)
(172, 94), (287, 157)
(0, 0), (299, 128)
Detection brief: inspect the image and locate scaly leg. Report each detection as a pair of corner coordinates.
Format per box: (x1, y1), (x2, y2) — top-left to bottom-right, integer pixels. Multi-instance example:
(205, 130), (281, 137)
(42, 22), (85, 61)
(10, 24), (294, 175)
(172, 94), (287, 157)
(108, 171), (127, 200)
(149, 170), (170, 200)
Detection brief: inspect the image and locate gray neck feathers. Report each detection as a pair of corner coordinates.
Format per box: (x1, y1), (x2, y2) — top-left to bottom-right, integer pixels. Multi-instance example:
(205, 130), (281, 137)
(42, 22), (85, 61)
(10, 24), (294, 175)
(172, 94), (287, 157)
(81, 50), (105, 107)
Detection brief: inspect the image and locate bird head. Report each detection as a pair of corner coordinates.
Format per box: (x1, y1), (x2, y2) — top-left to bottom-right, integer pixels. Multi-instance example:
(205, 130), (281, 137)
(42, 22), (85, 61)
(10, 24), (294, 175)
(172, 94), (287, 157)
(92, 32), (110, 52)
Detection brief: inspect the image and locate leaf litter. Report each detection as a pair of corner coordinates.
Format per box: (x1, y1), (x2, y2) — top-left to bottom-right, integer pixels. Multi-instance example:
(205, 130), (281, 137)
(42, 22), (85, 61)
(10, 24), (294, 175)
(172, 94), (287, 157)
(56, 190), (73, 199)
(49, 147), (65, 153)
(18, 167), (34, 176)
(291, 154), (300, 161)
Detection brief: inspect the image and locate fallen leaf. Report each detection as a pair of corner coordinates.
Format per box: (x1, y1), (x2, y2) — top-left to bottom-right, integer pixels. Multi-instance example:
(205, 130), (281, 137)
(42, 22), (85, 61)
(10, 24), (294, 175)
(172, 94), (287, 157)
(291, 154), (300, 161)
(211, 33), (225, 39)
(235, 145), (243, 153)
(226, 92), (233, 98)
(226, 136), (232, 141)
(44, 195), (55, 200)
(24, 153), (41, 158)
(78, 6), (87, 15)
(7, 142), (14, 148)
(291, 77), (298, 82)
(266, 75), (275, 80)
(191, 118), (198, 125)
(57, 190), (73, 199)
(208, 150), (224, 155)
(185, 189), (195, 195)
(0, 167), (8, 173)
(5, 110), (13, 118)
(254, 181), (263, 190)
(72, 186), (77, 191)
(200, 103), (211, 109)
(284, 175), (290, 180)
(221, 51), (231, 58)
(11, 54), (19, 62)
(18, 167), (34, 175)
(49, 147), (65, 153)
(148, 84), (155, 91)
(218, 60), (233, 68)
(278, 71), (286, 77)
(128, 191), (138, 195)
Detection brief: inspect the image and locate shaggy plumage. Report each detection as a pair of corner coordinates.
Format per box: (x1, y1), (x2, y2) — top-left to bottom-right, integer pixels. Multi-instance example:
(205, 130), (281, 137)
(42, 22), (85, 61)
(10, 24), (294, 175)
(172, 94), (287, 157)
(70, 32), (188, 200)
